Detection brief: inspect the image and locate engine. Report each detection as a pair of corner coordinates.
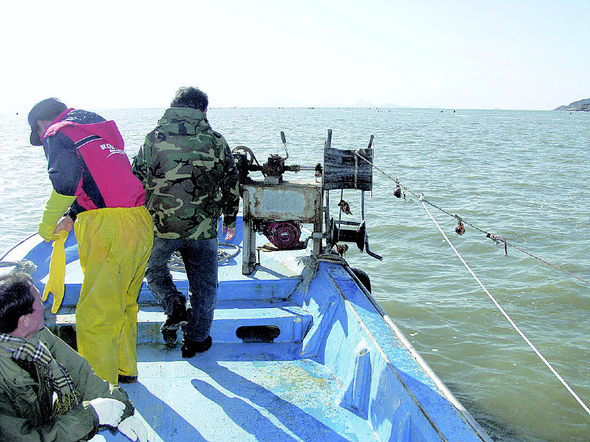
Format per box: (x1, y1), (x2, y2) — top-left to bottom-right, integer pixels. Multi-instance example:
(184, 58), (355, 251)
(263, 221), (301, 249)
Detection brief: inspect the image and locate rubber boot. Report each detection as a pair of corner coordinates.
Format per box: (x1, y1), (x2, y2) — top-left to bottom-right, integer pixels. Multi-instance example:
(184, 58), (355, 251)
(181, 336), (212, 358)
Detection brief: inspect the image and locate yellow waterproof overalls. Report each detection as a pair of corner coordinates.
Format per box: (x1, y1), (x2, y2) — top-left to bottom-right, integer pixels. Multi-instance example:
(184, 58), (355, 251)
(74, 206), (153, 384)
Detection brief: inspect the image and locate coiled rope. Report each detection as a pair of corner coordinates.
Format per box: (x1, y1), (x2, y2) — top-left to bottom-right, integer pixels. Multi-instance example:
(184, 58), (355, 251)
(354, 151), (590, 287)
(421, 198), (590, 417)
(167, 243), (240, 272)
(0, 260), (37, 274)
(297, 253), (348, 295)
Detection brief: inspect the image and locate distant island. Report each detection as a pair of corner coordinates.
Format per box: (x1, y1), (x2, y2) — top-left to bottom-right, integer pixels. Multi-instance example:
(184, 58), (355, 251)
(554, 98), (590, 111)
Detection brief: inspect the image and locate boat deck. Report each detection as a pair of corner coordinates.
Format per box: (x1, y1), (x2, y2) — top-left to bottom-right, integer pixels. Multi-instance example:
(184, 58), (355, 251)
(120, 342), (377, 441)
(1, 219), (490, 441)
(60, 224), (379, 440)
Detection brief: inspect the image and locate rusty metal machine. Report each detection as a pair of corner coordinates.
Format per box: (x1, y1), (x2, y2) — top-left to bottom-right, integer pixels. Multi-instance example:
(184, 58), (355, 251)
(234, 130), (380, 275)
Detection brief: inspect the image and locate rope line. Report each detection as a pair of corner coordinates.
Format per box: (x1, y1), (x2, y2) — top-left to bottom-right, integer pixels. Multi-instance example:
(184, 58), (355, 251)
(354, 151), (590, 287)
(0, 260), (37, 274)
(420, 199), (590, 418)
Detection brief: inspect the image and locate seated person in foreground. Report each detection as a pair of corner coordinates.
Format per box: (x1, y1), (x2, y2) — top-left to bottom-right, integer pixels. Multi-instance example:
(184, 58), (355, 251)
(0, 272), (147, 441)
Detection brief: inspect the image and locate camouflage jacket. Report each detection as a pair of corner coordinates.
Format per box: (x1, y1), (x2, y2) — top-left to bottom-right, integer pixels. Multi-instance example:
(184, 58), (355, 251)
(132, 107), (240, 240)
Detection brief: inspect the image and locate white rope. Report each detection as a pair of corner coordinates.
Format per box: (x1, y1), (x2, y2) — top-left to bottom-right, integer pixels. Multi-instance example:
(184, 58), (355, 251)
(420, 198), (590, 418)
(0, 260), (37, 274)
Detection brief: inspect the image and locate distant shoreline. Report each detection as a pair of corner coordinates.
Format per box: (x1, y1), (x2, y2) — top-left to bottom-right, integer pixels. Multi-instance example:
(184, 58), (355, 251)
(554, 98), (590, 111)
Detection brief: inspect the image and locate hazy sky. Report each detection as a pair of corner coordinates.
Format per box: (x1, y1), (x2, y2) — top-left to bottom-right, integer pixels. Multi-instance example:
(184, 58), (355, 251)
(2, 0), (589, 112)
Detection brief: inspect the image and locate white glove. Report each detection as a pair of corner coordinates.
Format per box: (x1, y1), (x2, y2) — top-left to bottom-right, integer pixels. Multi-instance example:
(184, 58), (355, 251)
(88, 435), (106, 442)
(118, 414), (148, 442)
(89, 398), (125, 427)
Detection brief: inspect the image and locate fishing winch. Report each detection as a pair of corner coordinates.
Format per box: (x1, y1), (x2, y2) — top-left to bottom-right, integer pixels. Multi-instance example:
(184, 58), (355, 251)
(237, 129), (381, 275)
(236, 132), (323, 274)
(322, 130), (382, 260)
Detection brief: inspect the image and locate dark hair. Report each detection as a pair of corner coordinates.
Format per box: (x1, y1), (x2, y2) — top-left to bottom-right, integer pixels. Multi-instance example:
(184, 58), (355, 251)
(0, 272), (35, 333)
(171, 87), (209, 112)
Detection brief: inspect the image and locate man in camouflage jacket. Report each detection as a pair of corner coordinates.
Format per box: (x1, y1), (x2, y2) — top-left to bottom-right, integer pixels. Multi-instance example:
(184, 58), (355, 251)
(132, 87), (240, 357)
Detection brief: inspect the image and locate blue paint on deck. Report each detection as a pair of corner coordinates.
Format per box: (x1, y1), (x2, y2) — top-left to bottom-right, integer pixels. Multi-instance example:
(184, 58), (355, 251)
(1, 217), (489, 441)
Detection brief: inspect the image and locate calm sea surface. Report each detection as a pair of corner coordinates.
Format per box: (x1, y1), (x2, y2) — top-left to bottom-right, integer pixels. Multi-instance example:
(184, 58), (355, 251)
(1, 107), (589, 440)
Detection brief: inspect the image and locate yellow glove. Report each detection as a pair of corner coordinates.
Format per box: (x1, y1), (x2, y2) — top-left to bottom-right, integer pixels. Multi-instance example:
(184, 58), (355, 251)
(42, 230), (68, 314)
(38, 189), (76, 242)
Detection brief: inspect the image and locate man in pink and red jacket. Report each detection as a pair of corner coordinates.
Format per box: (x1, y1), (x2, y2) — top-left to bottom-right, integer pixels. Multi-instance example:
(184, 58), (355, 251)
(27, 98), (153, 385)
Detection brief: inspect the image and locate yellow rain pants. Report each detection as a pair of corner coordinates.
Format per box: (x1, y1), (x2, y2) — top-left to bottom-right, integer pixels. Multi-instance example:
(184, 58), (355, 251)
(74, 206), (153, 384)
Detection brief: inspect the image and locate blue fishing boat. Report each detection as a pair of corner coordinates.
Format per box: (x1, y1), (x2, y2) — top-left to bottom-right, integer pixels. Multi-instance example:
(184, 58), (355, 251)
(0, 132), (491, 441)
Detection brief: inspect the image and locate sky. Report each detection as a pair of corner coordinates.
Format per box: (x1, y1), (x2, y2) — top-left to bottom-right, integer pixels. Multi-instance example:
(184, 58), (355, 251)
(2, 0), (589, 112)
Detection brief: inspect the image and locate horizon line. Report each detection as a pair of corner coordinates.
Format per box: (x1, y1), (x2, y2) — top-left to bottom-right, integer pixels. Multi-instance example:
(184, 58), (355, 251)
(1, 105), (578, 115)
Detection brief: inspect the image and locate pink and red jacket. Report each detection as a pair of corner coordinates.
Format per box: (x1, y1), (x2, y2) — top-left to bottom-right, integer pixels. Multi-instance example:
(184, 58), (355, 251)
(41, 108), (145, 215)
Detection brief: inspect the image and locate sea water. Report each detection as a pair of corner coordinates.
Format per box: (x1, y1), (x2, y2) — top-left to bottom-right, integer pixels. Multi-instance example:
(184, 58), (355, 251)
(0, 107), (588, 440)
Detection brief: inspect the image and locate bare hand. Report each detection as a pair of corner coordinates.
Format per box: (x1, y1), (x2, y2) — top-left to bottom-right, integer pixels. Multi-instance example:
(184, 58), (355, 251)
(55, 216), (74, 234)
(222, 225), (236, 241)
